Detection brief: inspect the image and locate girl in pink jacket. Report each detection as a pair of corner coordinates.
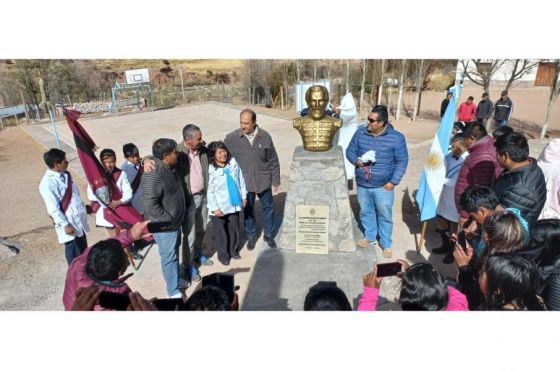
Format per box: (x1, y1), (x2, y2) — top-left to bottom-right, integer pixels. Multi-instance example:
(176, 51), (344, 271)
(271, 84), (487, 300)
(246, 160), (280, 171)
(358, 261), (468, 311)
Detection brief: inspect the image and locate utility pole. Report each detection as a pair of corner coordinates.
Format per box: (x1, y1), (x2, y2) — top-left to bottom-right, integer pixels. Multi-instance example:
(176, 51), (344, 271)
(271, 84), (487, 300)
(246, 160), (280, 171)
(20, 90), (30, 124)
(48, 106), (61, 149)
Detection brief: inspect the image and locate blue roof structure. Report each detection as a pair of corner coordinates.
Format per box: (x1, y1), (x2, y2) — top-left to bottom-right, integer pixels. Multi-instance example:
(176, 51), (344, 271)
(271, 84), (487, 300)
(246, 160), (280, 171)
(0, 104), (27, 118)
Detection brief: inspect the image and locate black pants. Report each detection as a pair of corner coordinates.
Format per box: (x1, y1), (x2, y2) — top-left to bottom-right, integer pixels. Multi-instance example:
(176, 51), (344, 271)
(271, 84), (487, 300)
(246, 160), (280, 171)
(211, 212), (240, 262)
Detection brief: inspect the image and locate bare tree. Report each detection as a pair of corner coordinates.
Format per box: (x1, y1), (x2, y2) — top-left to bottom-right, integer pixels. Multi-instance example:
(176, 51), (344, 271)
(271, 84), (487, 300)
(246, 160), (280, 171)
(15, 60), (40, 109)
(541, 60), (560, 139)
(345, 60), (350, 93)
(460, 59), (506, 94)
(412, 59), (425, 121)
(242, 60), (266, 105)
(504, 59), (540, 91)
(377, 59), (386, 105)
(396, 59), (407, 120)
(313, 60), (317, 82)
(369, 60), (377, 105)
(282, 61), (290, 108)
(359, 59), (367, 115)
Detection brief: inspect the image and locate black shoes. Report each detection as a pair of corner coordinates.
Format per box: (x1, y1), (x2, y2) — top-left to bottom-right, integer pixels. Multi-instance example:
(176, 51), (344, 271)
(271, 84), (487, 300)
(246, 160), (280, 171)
(432, 230), (452, 254)
(131, 251), (144, 261)
(247, 237), (257, 251)
(264, 236), (277, 249)
(246, 236), (277, 249)
(219, 257), (230, 266)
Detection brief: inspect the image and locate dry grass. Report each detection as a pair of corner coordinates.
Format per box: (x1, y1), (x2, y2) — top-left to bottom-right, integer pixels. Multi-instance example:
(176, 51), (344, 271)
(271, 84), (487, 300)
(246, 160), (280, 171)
(94, 59), (244, 73)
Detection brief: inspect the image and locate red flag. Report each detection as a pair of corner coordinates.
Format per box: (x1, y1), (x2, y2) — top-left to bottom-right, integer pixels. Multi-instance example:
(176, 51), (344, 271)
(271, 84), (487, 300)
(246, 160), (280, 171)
(65, 109), (152, 243)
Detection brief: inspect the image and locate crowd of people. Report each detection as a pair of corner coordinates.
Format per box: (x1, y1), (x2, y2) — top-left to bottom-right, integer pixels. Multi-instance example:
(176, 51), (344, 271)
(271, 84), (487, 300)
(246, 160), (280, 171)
(38, 96), (560, 311)
(443, 89), (514, 130)
(39, 108), (281, 309)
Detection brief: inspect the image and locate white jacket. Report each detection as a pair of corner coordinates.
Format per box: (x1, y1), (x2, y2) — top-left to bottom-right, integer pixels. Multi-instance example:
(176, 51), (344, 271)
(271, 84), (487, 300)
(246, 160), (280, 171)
(207, 157), (247, 216)
(87, 170), (132, 227)
(39, 169), (90, 244)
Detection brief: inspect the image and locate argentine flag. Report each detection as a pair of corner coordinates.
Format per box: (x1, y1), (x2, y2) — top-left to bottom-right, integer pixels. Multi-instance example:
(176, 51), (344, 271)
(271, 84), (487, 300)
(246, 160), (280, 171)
(415, 84), (462, 221)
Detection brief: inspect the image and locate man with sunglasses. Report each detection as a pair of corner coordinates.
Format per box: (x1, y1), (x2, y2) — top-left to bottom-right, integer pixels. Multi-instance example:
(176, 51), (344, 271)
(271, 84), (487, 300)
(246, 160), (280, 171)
(346, 105), (408, 258)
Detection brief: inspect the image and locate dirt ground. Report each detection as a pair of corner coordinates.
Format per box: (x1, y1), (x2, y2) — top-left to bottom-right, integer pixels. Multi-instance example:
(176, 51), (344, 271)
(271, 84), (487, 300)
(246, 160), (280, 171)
(0, 97), (556, 311)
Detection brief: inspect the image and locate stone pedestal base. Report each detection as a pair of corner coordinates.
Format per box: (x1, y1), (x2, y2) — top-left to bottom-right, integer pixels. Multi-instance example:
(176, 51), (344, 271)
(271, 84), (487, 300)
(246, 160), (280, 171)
(277, 145), (355, 252)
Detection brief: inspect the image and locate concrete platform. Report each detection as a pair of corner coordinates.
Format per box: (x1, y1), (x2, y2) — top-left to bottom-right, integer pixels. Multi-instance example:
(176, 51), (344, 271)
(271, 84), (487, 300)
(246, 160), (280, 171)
(243, 245), (377, 311)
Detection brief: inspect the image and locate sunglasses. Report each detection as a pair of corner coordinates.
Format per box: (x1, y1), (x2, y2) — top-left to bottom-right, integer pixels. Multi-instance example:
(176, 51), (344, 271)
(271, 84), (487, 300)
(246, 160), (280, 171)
(367, 118), (383, 124)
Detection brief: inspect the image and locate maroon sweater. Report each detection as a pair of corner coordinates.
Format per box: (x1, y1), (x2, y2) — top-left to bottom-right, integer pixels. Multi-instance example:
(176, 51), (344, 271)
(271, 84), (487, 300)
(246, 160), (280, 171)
(454, 135), (502, 218)
(62, 230), (136, 310)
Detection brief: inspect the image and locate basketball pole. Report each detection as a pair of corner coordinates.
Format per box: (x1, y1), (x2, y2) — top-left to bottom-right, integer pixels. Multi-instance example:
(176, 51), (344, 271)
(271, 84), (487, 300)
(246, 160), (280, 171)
(417, 221), (428, 253)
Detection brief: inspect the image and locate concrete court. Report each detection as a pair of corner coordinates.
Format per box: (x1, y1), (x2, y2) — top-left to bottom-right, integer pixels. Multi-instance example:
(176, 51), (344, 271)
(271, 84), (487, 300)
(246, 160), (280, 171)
(24, 102), (440, 310)
(40, 103), (303, 181)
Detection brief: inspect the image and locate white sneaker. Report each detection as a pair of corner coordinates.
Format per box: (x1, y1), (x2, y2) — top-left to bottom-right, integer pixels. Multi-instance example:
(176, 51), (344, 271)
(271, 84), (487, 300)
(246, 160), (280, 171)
(168, 292), (183, 299)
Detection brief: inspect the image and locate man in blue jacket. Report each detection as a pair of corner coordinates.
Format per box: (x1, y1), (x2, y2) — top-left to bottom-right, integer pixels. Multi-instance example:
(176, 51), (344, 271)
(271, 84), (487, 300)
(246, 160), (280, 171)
(346, 105), (408, 258)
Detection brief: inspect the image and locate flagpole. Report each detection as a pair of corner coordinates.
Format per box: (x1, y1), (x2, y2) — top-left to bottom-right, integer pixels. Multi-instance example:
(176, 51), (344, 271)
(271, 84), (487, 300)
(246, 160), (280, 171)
(417, 221), (428, 253)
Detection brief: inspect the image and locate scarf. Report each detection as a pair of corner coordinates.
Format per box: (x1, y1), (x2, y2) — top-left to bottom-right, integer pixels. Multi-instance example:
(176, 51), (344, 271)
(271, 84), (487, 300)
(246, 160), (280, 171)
(223, 167), (242, 207)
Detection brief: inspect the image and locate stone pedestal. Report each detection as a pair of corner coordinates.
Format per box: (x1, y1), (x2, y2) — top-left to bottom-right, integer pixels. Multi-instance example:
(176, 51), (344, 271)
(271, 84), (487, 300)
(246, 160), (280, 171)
(277, 145), (355, 252)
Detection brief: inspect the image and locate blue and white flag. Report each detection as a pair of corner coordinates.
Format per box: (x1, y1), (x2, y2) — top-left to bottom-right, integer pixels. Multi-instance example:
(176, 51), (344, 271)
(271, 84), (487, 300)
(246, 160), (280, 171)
(415, 84), (462, 221)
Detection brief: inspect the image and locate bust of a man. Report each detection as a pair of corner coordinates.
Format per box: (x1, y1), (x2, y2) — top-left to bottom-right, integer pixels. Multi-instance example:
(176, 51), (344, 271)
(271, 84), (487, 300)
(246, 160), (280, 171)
(293, 85), (342, 152)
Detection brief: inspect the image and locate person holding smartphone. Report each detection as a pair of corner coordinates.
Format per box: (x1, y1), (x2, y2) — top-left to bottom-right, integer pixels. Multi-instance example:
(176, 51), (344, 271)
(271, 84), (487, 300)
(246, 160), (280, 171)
(453, 210), (527, 310)
(358, 261), (468, 311)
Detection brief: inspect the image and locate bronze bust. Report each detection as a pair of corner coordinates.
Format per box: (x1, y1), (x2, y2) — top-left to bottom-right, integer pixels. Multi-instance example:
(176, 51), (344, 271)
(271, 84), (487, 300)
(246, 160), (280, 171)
(293, 85), (342, 152)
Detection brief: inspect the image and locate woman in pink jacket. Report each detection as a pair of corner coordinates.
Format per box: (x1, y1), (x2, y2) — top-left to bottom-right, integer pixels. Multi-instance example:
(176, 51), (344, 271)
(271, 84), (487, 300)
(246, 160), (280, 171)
(358, 261), (468, 311)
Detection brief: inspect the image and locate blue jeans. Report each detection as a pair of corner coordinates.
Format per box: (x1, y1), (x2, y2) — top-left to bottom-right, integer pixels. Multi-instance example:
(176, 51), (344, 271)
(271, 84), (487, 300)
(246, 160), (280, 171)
(64, 234), (88, 265)
(153, 229), (181, 297)
(357, 186), (395, 248)
(244, 188), (275, 239)
(181, 193), (207, 279)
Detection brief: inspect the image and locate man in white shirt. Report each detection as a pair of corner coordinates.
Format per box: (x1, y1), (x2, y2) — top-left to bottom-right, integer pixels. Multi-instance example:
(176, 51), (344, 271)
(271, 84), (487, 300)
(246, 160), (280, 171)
(121, 143), (144, 215)
(39, 148), (90, 265)
(86, 148), (133, 237)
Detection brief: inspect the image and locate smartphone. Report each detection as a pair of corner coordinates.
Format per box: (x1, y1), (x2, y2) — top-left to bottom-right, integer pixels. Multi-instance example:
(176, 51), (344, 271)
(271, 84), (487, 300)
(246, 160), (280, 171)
(147, 221), (173, 234)
(202, 273), (235, 302)
(98, 291), (131, 311)
(152, 298), (184, 311)
(376, 262), (402, 277)
(457, 231), (467, 251)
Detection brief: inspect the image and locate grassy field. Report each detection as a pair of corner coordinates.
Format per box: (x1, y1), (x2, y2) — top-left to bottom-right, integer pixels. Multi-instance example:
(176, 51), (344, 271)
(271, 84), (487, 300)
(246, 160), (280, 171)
(93, 59), (244, 74)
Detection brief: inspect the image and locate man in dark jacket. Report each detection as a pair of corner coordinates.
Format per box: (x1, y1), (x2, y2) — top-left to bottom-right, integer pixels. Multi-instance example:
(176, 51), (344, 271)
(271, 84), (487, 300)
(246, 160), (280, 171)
(454, 123), (502, 226)
(493, 132), (546, 226)
(224, 109), (281, 250)
(494, 90), (513, 127)
(143, 125), (211, 287)
(142, 138), (185, 298)
(346, 105), (408, 258)
(440, 91), (453, 119)
(176, 124), (212, 286)
(476, 92), (493, 127)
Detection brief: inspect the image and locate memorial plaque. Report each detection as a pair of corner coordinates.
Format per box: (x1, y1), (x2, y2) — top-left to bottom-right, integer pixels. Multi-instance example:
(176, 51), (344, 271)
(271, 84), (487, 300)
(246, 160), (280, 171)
(295, 205), (329, 254)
